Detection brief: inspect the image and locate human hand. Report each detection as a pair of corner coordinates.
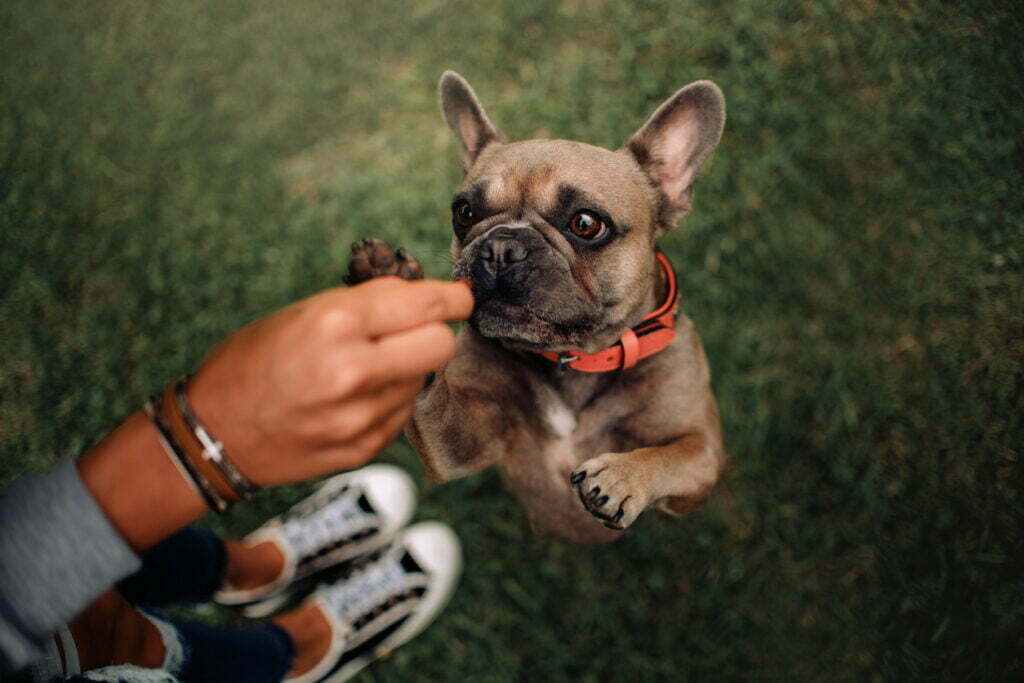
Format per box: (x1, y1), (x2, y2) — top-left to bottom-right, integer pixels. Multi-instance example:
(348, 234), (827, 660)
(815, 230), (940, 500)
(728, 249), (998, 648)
(187, 276), (473, 486)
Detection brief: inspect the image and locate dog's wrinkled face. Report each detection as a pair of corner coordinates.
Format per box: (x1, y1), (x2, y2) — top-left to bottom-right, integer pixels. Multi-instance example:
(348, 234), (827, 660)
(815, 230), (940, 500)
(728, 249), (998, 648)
(440, 71), (725, 353)
(450, 141), (658, 352)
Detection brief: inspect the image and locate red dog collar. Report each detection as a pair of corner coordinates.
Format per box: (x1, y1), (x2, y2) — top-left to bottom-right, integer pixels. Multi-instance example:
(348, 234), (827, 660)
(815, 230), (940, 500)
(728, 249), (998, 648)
(536, 252), (680, 373)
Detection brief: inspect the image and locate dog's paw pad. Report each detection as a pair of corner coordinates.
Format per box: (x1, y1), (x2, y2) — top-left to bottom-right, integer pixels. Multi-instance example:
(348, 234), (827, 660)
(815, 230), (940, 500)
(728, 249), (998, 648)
(344, 237), (424, 285)
(570, 456), (646, 530)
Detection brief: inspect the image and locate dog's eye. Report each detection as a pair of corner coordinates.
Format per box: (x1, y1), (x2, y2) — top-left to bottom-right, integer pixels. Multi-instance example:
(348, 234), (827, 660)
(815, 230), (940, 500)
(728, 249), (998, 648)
(568, 210), (606, 239)
(452, 199), (475, 228)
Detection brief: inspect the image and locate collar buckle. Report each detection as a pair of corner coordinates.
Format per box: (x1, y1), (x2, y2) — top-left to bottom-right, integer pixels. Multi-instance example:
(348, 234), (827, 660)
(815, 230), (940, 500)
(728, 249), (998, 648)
(556, 353), (579, 371)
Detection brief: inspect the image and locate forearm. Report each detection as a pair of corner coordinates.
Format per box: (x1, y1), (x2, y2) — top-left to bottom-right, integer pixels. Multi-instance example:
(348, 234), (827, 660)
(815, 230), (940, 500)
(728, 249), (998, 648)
(77, 410), (208, 553)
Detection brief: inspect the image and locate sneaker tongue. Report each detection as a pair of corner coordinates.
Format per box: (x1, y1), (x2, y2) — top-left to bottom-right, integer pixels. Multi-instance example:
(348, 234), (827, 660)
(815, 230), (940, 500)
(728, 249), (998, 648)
(323, 556), (409, 624)
(281, 487), (378, 560)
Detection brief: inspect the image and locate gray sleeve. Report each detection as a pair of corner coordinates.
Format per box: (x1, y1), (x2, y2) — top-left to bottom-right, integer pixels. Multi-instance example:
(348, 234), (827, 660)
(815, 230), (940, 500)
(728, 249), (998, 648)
(0, 458), (142, 674)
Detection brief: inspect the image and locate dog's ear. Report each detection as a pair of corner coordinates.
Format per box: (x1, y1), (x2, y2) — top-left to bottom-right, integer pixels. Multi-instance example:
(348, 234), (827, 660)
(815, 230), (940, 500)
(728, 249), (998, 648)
(623, 81), (725, 228)
(439, 71), (505, 171)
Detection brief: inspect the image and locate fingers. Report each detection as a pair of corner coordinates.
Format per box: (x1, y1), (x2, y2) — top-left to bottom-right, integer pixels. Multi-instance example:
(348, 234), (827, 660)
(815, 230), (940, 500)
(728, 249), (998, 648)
(356, 399), (415, 454)
(345, 278), (473, 336)
(346, 379), (422, 434)
(320, 320), (452, 397)
(310, 377), (420, 445)
(322, 400), (415, 472)
(366, 321), (458, 383)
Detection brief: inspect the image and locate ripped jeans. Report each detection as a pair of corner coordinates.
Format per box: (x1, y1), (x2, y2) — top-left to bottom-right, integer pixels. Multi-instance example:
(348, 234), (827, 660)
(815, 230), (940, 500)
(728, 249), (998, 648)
(69, 527), (294, 683)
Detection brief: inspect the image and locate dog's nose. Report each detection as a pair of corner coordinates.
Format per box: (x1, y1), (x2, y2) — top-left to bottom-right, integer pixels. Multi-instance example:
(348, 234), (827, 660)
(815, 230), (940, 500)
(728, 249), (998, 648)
(479, 228), (529, 275)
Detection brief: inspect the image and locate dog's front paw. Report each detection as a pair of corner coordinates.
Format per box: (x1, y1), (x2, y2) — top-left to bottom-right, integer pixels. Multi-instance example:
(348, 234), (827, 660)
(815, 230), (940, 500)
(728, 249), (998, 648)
(570, 454), (651, 531)
(344, 237), (424, 285)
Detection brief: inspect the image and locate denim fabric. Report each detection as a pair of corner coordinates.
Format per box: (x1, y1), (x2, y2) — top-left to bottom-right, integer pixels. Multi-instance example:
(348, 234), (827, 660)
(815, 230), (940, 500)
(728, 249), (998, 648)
(113, 526), (295, 683)
(117, 527), (227, 606)
(63, 617), (294, 683)
(170, 619), (293, 683)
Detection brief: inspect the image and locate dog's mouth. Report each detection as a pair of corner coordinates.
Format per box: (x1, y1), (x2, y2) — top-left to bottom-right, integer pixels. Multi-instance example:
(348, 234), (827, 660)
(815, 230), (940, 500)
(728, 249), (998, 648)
(453, 244), (603, 351)
(469, 295), (598, 351)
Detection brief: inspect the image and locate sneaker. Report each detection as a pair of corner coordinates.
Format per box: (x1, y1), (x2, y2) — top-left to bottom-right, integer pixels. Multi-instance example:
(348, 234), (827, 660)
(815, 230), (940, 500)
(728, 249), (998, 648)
(286, 521), (462, 683)
(215, 464), (417, 614)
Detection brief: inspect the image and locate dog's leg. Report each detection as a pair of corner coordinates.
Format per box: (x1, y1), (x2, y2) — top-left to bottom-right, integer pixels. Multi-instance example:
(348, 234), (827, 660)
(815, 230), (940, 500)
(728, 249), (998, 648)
(570, 431), (724, 530)
(405, 363), (509, 482)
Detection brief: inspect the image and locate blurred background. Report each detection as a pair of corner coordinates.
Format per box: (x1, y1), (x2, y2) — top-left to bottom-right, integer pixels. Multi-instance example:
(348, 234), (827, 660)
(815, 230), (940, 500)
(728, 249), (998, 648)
(1, 0), (1021, 679)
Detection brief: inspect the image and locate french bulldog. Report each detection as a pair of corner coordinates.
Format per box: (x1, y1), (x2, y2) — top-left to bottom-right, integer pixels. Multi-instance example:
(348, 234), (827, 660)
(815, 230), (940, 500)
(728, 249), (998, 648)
(345, 71), (726, 543)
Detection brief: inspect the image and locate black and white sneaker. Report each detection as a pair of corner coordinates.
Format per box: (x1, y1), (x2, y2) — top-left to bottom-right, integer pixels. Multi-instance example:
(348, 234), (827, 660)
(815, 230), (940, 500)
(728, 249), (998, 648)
(285, 522), (462, 683)
(215, 464), (416, 616)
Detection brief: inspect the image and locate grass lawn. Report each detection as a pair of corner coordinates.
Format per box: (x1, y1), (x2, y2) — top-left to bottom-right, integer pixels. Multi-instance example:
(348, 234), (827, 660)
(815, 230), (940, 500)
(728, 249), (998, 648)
(1, 0), (1021, 679)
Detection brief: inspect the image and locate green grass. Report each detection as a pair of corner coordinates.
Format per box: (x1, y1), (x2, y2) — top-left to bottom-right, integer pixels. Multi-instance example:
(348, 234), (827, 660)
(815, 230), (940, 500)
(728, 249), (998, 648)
(2, 0), (1022, 679)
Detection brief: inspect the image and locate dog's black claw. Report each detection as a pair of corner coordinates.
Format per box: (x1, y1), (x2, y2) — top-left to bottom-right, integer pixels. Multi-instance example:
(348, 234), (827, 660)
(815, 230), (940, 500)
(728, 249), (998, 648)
(603, 522), (623, 531)
(595, 495), (609, 507)
(570, 471), (586, 484)
(587, 486), (602, 500)
(611, 508), (624, 524)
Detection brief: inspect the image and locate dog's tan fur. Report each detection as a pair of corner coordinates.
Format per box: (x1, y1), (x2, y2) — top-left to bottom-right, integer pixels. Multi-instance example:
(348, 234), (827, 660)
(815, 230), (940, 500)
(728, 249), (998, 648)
(349, 71), (727, 543)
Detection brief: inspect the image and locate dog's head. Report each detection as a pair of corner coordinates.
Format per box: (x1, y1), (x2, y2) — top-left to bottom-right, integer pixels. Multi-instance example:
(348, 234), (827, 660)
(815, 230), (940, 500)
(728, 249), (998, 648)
(440, 71), (724, 353)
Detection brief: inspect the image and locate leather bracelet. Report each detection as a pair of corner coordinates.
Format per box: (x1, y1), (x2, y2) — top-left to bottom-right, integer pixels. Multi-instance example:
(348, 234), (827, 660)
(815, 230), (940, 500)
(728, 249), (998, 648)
(144, 394), (228, 513)
(173, 377), (259, 500)
(159, 382), (243, 505)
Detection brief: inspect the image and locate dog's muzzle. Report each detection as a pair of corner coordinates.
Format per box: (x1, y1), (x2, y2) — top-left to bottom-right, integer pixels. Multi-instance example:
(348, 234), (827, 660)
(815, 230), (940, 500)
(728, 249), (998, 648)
(476, 226), (530, 277)
(467, 225), (537, 295)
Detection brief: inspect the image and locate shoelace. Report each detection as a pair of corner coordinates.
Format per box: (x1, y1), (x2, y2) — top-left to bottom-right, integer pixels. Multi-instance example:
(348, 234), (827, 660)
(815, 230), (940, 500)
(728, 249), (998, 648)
(319, 553), (410, 625)
(280, 487), (377, 560)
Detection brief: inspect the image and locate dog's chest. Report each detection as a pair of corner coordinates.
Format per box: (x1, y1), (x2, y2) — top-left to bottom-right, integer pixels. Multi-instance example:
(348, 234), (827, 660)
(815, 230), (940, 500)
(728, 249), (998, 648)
(537, 397), (621, 477)
(539, 401), (576, 474)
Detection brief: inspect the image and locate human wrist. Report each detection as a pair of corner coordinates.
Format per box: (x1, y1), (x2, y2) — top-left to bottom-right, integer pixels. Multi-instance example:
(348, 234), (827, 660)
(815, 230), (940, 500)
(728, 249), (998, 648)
(77, 410), (209, 552)
(147, 378), (260, 510)
(186, 360), (263, 484)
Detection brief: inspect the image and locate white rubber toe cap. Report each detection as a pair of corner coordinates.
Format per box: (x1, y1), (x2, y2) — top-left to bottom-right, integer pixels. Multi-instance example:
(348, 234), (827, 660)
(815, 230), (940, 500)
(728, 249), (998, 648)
(389, 521), (462, 647)
(403, 521), (462, 579)
(344, 464), (418, 534)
